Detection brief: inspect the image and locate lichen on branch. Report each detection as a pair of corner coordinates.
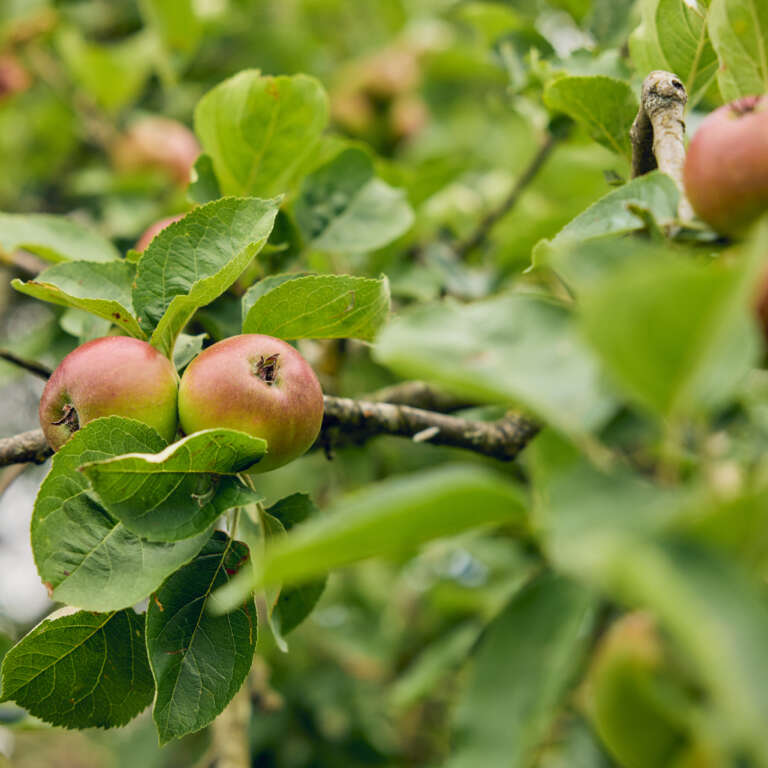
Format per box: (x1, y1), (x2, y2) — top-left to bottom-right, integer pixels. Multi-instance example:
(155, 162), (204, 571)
(630, 70), (694, 221)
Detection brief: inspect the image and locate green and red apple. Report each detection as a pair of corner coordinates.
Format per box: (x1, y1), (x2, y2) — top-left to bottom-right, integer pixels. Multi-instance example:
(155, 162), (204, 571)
(684, 94), (768, 236)
(39, 336), (179, 450)
(178, 334), (324, 473)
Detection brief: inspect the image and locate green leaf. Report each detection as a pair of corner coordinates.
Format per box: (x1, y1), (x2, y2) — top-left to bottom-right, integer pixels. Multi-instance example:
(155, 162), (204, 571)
(139, 0), (202, 56)
(390, 622), (484, 711)
(531, 435), (768, 767)
(146, 532), (256, 744)
(242, 273), (390, 341)
(12, 261), (145, 338)
(654, 0), (718, 107)
(587, 613), (696, 768)
(0, 609), (153, 729)
(31, 417), (210, 611)
(294, 148), (413, 253)
(630, 0), (718, 108)
(0, 212), (120, 263)
(187, 153), (221, 204)
(445, 574), (595, 768)
(538, 717), (614, 768)
(544, 76), (637, 160)
(267, 494), (327, 636)
(375, 293), (616, 440)
(81, 429), (266, 542)
(173, 332), (207, 371)
(132, 196), (280, 357)
(708, 0), (768, 101)
(579, 253), (760, 419)
(212, 465), (525, 613)
(603, 542), (768, 768)
(57, 27), (155, 114)
(60, 308), (112, 344)
(194, 70), (329, 198)
(533, 172), (679, 270)
(0, 634), (12, 667)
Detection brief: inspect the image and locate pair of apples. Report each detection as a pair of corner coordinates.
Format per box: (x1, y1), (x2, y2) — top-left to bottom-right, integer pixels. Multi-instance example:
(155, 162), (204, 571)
(39, 334), (324, 474)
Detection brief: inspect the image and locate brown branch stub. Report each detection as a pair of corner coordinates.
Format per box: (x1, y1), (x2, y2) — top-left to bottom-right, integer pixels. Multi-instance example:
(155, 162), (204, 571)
(319, 395), (539, 461)
(0, 429), (51, 466)
(630, 70), (694, 221)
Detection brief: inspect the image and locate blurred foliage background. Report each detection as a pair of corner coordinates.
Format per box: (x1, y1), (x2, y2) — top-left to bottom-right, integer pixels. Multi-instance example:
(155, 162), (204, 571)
(0, 0), (710, 765)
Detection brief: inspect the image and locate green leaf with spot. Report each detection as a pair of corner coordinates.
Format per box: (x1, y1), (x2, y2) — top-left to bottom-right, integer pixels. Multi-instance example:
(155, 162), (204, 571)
(194, 70), (329, 197)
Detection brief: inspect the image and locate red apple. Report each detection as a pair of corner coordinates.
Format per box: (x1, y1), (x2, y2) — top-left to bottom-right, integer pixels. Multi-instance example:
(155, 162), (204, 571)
(683, 94), (768, 236)
(111, 117), (200, 185)
(0, 54), (31, 101)
(39, 336), (179, 450)
(178, 335), (324, 473)
(134, 214), (185, 252)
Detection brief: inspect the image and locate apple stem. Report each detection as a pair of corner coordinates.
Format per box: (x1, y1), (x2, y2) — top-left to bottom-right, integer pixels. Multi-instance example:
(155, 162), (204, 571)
(50, 404), (79, 433)
(253, 353), (280, 385)
(630, 70), (694, 222)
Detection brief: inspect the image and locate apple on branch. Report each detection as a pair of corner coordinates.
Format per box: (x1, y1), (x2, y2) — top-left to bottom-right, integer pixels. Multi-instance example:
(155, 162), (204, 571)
(683, 94), (768, 236)
(39, 336), (179, 450)
(178, 334), (324, 473)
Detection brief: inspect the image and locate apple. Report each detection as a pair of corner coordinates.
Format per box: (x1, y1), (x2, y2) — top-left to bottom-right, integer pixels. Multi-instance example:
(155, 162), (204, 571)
(134, 214), (185, 252)
(0, 54), (31, 101)
(683, 94), (768, 236)
(111, 116), (200, 185)
(39, 336), (179, 450)
(178, 334), (324, 473)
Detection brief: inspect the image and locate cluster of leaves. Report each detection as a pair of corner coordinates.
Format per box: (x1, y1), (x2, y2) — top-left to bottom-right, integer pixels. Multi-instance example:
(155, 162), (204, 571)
(2, 0), (768, 766)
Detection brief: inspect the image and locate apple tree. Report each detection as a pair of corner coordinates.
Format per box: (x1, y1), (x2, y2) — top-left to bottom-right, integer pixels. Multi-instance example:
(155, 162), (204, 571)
(0, 0), (768, 766)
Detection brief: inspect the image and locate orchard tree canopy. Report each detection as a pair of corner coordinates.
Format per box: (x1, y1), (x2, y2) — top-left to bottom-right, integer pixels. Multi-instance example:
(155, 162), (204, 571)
(0, 1), (768, 767)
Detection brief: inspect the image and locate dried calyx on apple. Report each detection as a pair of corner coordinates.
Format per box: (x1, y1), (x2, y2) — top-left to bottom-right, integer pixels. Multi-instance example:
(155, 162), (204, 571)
(39, 336), (179, 450)
(178, 334), (324, 474)
(683, 94), (768, 236)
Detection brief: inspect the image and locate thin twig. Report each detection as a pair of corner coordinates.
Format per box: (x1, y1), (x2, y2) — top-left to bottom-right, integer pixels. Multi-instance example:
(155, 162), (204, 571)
(630, 70), (694, 220)
(0, 464), (28, 496)
(454, 132), (560, 258)
(0, 349), (52, 380)
(0, 248), (46, 276)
